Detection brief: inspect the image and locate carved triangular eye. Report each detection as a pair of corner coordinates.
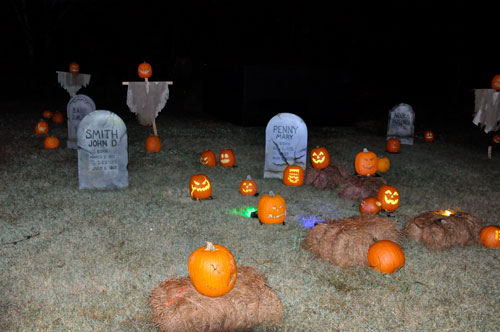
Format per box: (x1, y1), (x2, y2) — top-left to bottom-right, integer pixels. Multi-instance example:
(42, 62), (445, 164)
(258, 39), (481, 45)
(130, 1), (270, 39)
(194, 181), (200, 185)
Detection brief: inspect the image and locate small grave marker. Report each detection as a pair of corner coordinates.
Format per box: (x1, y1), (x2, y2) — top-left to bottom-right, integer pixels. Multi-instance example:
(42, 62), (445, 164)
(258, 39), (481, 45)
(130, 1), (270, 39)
(386, 103), (415, 144)
(67, 94), (96, 149)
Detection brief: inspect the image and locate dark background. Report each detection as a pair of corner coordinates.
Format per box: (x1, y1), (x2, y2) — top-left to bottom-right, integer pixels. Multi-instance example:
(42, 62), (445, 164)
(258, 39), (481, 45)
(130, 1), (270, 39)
(3, 0), (498, 127)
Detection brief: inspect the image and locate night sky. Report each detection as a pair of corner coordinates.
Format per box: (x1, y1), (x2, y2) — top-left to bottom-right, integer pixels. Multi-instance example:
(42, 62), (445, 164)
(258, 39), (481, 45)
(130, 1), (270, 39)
(4, 1), (498, 126)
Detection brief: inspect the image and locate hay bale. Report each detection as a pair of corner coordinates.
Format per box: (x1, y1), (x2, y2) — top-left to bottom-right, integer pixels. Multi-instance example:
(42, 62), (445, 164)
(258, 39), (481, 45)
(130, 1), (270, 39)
(403, 210), (482, 250)
(149, 266), (282, 332)
(304, 162), (354, 189)
(338, 175), (387, 200)
(304, 214), (400, 268)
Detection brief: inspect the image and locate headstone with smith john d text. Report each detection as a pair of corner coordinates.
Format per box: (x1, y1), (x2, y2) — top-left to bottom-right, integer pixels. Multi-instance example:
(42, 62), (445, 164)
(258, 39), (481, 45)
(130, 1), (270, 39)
(67, 94), (96, 149)
(77, 110), (128, 189)
(386, 103), (415, 145)
(264, 113), (308, 178)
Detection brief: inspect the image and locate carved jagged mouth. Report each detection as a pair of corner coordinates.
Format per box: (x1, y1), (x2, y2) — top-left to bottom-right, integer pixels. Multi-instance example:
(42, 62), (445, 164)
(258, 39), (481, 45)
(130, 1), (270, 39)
(242, 188), (254, 193)
(267, 212), (285, 219)
(200, 157), (208, 164)
(220, 159), (230, 164)
(139, 69), (151, 75)
(288, 177), (299, 183)
(385, 198), (399, 204)
(191, 182), (211, 196)
(313, 156), (325, 163)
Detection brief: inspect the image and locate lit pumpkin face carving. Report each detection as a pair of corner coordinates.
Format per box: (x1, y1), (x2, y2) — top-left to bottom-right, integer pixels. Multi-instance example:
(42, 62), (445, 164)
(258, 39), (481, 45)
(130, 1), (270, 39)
(42, 110), (53, 119)
(377, 185), (400, 211)
(354, 148), (377, 176)
(69, 62), (80, 74)
(189, 174), (212, 200)
(138, 62), (152, 79)
(257, 191), (286, 225)
(239, 175), (257, 196)
(219, 149), (235, 167)
(35, 119), (49, 134)
(200, 150), (216, 167)
(492, 134), (500, 144)
(310, 146), (330, 169)
(424, 130), (435, 142)
(491, 74), (500, 90)
(283, 165), (304, 186)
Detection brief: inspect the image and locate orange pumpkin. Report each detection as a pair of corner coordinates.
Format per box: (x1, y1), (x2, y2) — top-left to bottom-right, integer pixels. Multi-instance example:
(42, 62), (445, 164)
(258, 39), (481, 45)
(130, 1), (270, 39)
(200, 150), (217, 167)
(360, 196), (382, 214)
(310, 146), (330, 169)
(189, 174), (213, 200)
(52, 111), (64, 124)
(145, 136), (161, 152)
(283, 165), (304, 186)
(188, 242), (237, 297)
(492, 134), (500, 144)
(367, 240), (405, 274)
(42, 110), (53, 119)
(386, 138), (401, 153)
(354, 148), (378, 176)
(257, 191), (286, 225)
(239, 175), (258, 196)
(44, 136), (60, 149)
(219, 149), (235, 167)
(376, 156), (390, 173)
(69, 62), (80, 74)
(491, 74), (500, 90)
(424, 130), (435, 142)
(138, 62), (152, 79)
(35, 119), (49, 134)
(377, 185), (400, 212)
(480, 225), (500, 248)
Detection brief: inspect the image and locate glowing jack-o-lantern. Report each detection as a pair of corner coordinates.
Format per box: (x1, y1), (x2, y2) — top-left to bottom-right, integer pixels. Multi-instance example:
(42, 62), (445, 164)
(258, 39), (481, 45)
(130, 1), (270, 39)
(138, 62), (152, 79)
(310, 146), (330, 169)
(480, 225), (500, 248)
(219, 149), (235, 167)
(491, 75), (500, 90)
(42, 110), (53, 119)
(492, 134), (500, 144)
(377, 185), (400, 212)
(200, 150), (216, 167)
(283, 165), (304, 186)
(257, 191), (286, 225)
(355, 148), (377, 176)
(386, 138), (401, 153)
(69, 62), (80, 74)
(189, 174), (213, 200)
(424, 130), (435, 142)
(35, 119), (49, 134)
(239, 175), (258, 196)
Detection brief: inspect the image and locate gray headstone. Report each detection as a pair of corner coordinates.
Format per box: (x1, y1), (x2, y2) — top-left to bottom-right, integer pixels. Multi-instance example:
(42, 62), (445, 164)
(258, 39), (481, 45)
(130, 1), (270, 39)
(264, 113), (308, 178)
(67, 94), (96, 149)
(77, 110), (128, 189)
(386, 103), (415, 144)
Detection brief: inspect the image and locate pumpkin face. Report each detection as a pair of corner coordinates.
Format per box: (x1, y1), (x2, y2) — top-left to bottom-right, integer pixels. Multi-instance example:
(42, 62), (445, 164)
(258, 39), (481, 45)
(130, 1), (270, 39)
(480, 225), (500, 248)
(283, 165), (304, 186)
(492, 134), (500, 144)
(42, 110), (53, 119)
(138, 62), (152, 79)
(377, 185), (400, 211)
(491, 75), (500, 90)
(52, 111), (64, 124)
(354, 148), (377, 176)
(386, 138), (401, 153)
(424, 130), (435, 142)
(239, 175), (257, 196)
(200, 150), (216, 167)
(69, 62), (80, 74)
(257, 191), (286, 225)
(376, 156), (390, 173)
(367, 240), (405, 274)
(44, 136), (60, 149)
(188, 242), (237, 297)
(189, 174), (213, 200)
(35, 119), (49, 134)
(219, 149), (235, 167)
(360, 196), (382, 214)
(145, 136), (161, 152)
(310, 146), (330, 169)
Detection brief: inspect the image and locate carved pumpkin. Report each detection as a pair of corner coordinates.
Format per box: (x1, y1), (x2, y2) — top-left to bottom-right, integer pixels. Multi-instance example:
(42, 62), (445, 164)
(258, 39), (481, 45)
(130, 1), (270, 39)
(257, 191), (286, 225)
(480, 225), (500, 248)
(189, 174), (213, 200)
(138, 62), (152, 79)
(44, 136), (60, 149)
(42, 110), (53, 119)
(359, 196), (382, 214)
(69, 62), (80, 74)
(219, 149), (235, 167)
(310, 146), (330, 169)
(188, 242), (237, 297)
(376, 156), (390, 173)
(491, 75), (500, 90)
(145, 136), (161, 152)
(283, 165), (304, 186)
(386, 138), (401, 153)
(492, 134), (500, 144)
(367, 240), (405, 274)
(239, 175), (257, 196)
(200, 150), (216, 167)
(377, 185), (400, 211)
(52, 111), (64, 124)
(424, 130), (435, 142)
(354, 148), (378, 176)
(35, 119), (49, 134)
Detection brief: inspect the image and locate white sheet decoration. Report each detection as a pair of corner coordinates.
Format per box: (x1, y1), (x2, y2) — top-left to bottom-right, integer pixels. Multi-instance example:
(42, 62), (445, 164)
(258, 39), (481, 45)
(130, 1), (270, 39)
(126, 82), (170, 126)
(56, 71), (91, 97)
(473, 89), (500, 133)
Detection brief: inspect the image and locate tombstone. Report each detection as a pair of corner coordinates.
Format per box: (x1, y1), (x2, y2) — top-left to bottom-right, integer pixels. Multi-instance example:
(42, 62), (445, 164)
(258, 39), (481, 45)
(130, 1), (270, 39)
(264, 113), (308, 178)
(386, 103), (415, 144)
(67, 94), (96, 149)
(77, 110), (128, 189)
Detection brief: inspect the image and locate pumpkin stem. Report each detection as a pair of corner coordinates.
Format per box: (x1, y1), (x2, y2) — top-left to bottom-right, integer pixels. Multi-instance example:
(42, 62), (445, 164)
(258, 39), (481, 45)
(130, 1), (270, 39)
(268, 191), (275, 197)
(246, 175), (252, 180)
(363, 148), (369, 152)
(205, 242), (216, 251)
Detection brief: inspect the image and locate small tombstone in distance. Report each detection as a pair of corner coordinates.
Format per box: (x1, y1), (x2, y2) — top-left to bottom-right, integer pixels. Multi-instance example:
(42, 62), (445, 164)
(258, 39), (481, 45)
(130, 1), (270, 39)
(386, 103), (415, 145)
(264, 113), (308, 178)
(77, 110), (128, 189)
(67, 94), (96, 149)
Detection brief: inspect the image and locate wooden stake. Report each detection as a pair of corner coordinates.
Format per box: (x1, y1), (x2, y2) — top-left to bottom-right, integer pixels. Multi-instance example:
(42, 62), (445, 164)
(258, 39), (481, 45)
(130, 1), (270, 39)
(488, 145), (492, 159)
(122, 81), (173, 85)
(153, 119), (158, 137)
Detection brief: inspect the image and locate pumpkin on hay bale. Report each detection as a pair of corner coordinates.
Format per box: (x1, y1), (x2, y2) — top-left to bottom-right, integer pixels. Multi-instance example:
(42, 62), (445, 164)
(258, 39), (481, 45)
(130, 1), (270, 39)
(304, 162), (353, 189)
(337, 175), (387, 200)
(149, 266), (283, 332)
(403, 210), (482, 250)
(304, 214), (400, 269)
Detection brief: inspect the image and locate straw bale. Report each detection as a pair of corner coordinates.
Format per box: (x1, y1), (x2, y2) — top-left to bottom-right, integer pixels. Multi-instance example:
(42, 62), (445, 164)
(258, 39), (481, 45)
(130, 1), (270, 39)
(338, 175), (387, 200)
(149, 266), (282, 332)
(304, 162), (354, 189)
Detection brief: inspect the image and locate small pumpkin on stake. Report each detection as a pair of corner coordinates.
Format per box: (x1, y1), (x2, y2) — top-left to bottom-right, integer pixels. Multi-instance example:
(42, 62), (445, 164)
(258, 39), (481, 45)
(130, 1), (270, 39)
(69, 62), (80, 74)
(138, 62), (152, 79)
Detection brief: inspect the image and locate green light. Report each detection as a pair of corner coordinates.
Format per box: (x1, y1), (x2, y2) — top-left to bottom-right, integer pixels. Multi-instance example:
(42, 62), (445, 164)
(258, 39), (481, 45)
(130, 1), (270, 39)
(231, 206), (258, 218)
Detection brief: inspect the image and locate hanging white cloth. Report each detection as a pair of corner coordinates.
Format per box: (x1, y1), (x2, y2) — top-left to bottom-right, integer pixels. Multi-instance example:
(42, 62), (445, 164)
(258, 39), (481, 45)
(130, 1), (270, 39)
(56, 71), (91, 97)
(473, 89), (500, 133)
(126, 81), (170, 126)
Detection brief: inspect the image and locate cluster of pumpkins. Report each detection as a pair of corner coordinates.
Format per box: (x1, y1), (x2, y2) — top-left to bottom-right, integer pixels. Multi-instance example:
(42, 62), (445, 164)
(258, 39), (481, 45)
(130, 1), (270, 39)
(34, 110), (65, 149)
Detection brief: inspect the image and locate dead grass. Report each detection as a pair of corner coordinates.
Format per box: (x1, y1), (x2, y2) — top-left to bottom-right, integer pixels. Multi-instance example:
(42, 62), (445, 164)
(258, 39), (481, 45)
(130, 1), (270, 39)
(1, 103), (499, 331)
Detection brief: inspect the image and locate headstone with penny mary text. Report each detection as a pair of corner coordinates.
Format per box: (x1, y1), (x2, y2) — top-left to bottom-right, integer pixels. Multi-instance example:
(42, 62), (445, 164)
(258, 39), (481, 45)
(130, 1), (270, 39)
(67, 94), (96, 149)
(386, 103), (415, 144)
